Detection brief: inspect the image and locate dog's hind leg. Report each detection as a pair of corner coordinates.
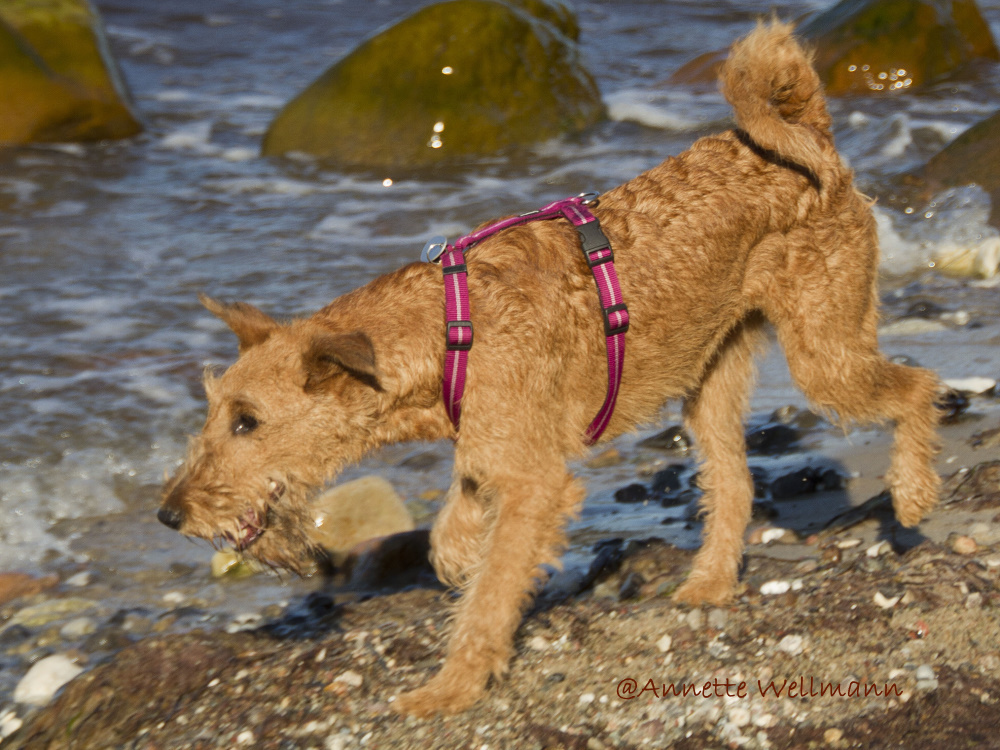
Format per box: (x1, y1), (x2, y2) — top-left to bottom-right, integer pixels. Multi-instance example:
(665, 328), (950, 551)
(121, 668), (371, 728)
(674, 316), (768, 606)
(760, 230), (942, 527)
(396, 463), (584, 717)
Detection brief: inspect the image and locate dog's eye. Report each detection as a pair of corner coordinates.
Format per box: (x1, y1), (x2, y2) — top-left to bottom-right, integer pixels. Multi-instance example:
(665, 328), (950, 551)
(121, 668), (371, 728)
(232, 414), (259, 435)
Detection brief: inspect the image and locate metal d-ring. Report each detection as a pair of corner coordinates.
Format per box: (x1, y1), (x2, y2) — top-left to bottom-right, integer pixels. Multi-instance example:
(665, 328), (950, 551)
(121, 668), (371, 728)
(421, 235), (449, 263)
(578, 191), (601, 206)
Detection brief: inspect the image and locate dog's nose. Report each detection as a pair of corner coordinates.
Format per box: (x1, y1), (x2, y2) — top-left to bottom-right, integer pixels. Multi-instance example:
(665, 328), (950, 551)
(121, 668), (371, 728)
(157, 506), (184, 530)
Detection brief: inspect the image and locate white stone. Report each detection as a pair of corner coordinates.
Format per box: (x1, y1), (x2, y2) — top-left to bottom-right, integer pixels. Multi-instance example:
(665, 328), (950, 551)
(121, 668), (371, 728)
(655, 635), (673, 653)
(578, 692), (595, 705)
(65, 572), (91, 588)
(943, 377), (996, 395)
(866, 541), (891, 558)
(1, 710), (23, 739)
(873, 592), (900, 609)
(835, 538), (862, 549)
(13, 655), (84, 706)
(777, 635), (805, 656)
(528, 635), (550, 652)
(761, 528), (787, 545)
(59, 617), (97, 639)
(760, 580), (791, 596)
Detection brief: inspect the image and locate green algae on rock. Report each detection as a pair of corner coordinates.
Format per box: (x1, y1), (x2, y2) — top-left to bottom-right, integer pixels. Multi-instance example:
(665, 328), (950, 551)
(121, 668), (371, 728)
(671, 0), (999, 95)
(0, 0), (142, 144)
(799, 0), (1000, 94)
(262, 0), (604, 168)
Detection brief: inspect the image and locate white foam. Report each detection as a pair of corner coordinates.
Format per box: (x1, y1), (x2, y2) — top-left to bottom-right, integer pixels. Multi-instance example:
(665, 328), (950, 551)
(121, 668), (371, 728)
(160, 121), (220, 155)
(606, 89), (704, 131)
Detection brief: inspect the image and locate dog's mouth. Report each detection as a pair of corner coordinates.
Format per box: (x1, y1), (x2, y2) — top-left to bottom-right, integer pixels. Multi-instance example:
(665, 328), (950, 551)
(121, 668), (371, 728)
(222, 480), (285, 551)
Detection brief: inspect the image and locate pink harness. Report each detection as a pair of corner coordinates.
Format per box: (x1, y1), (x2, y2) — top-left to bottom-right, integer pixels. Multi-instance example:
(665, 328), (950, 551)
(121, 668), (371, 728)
(421, 193), (629, 445)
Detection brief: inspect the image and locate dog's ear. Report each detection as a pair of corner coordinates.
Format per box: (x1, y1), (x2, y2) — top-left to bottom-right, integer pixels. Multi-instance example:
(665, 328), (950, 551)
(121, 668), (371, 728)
(200, 294), (279, 354)
(303, 330), (382, 391)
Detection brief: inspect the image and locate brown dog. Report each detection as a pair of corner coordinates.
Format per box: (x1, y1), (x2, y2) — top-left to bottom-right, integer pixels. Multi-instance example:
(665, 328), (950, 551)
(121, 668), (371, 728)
(158, 22), (941, 716)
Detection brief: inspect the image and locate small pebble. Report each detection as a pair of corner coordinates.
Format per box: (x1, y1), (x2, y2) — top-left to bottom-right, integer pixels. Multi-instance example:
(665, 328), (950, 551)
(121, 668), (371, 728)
(866, 541), (891, 558)
(824, 728), (844, 743)
(59, 617), (98, 639)
(873, 592), (900, 609)
(760, 580), (791, 596)
(966, 592), (984, 609)
(707, 608), (728, 630)
(579, 692), (595, 705)
(685, 609), (704, 630)
(915, 664), (938, 691)
(655, 635), (672, 653)
(777, 634), (804, 655)
(836, 538), (862, 550)
(0, 710), (23, 739)
(951, 535), (977, 555)
(334, 670), (363, 688)
(728, 706), (750, 728)
(162, 591), (185, 605)
(943, 377), (995, 395)
(236, 730), (254, 745)
(528, 635), (550, 652)
(65, 572), (91, 588)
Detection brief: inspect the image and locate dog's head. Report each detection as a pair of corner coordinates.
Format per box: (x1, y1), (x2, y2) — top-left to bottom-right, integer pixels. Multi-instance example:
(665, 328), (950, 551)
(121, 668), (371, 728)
(158, 295), (386, 573)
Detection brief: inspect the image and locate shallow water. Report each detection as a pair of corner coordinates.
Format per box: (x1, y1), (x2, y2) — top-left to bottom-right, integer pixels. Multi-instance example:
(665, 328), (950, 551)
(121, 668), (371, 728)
(2, 0), (1000, 705)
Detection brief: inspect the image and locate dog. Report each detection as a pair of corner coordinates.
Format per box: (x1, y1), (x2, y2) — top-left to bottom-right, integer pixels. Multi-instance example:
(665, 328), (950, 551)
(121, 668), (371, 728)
(158, 22), (941, 716)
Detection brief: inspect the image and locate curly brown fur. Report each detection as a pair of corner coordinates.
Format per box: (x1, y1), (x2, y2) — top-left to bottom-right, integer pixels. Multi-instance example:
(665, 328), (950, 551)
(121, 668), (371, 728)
(158, 22), (942, 716)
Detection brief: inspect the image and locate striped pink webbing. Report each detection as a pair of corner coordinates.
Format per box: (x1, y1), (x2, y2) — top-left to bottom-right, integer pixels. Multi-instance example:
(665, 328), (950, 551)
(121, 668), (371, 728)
(440, 195), (629, 444)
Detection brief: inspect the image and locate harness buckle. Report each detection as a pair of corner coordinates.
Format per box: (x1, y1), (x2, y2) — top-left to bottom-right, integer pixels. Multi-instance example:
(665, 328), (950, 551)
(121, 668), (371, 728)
(421, 235), (449, 263)
(446, 320), (474, 351)
(577, 191), (601, 206)
(602, 303), (630, 337)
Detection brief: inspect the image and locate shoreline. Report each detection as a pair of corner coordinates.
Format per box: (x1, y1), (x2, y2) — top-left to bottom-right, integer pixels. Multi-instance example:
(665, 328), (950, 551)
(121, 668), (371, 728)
(4, 406), (1000, 749)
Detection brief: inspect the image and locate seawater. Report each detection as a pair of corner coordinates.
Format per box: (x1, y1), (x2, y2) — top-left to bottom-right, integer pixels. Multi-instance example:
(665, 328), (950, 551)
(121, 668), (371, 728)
(1, 0), (999, 593)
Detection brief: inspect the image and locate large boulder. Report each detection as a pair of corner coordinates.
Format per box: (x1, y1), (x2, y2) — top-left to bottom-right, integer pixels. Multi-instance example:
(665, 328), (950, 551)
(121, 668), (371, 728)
(921, 109), (1000, 227)
(0, 0), (142, 144)
(670, 0), (999, 95)
(262, 0), (604, 168)
(800, 0), (999, 94)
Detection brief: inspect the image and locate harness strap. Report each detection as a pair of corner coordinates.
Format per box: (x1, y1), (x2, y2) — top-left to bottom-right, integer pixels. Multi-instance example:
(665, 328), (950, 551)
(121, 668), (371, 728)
(426, 194), (629, 445)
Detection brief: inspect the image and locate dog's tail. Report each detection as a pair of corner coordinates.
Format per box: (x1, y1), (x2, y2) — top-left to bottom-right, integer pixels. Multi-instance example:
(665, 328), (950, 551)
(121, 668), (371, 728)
(721, 21), (840, 190)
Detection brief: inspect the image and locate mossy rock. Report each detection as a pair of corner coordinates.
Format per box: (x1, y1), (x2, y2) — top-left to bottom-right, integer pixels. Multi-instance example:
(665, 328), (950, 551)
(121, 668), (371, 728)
(262, 0), (604, 168)
(670, 0), (999, 94)
(0, 0), (141, 144)
(921, 109), (1000, 224)
(801, 0), (999, 93)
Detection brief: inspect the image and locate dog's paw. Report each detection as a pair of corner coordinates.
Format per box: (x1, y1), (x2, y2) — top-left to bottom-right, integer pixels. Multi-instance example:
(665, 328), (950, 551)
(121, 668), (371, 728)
(394, 673), (485, 718)
(672, 577), (734, 606)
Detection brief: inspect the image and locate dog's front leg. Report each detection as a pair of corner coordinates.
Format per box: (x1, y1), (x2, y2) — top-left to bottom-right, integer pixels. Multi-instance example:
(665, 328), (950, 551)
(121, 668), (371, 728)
(395, 467), (582, 717)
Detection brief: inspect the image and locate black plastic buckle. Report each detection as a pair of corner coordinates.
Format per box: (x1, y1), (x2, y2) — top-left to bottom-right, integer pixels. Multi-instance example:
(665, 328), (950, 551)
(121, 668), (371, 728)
(602, 303), (629, 336)
(576, 221), (613, 266)
(446, 320), (474, 351)
(442, 263), (467, 275)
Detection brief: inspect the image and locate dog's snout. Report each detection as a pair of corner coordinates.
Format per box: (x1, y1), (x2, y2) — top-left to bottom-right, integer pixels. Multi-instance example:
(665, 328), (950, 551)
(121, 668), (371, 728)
(157, 506), (184, 530)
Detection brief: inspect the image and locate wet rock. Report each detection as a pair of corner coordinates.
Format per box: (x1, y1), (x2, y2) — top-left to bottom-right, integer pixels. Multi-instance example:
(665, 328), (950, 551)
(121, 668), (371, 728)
(345, 529), (434, 591)
(650, 465), (683, 495)
(81, 626), (131, 654)
(262, 0), (603, 167)
(8, 598), (96, 629)
(310, 476), (415, 563)
(938, 388), (970, 423)
(617, 572), (644, 601)
(799, 0), (999, 94)
(671, 0), (999, 97)
(0, 0), (141, 144)
(638, 425), (691, 452)
(904, 298), (945, 318)
(0, 573), (58, 607)
(750, 499), (778, 520)
(59, 617), (97, 639)
(210, 549), (266, 579)
(922, 110), (1000, 229)
(770, 466), (842, 499)
(0, 624), (32, 647)
(13, 653), (84, 706)
(770, 405), (823, 430)
(944, 376), (996, 395)
(614, 483), (649, 504)
(398, 450), (441, 470)
(745, 424), (798, 455)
